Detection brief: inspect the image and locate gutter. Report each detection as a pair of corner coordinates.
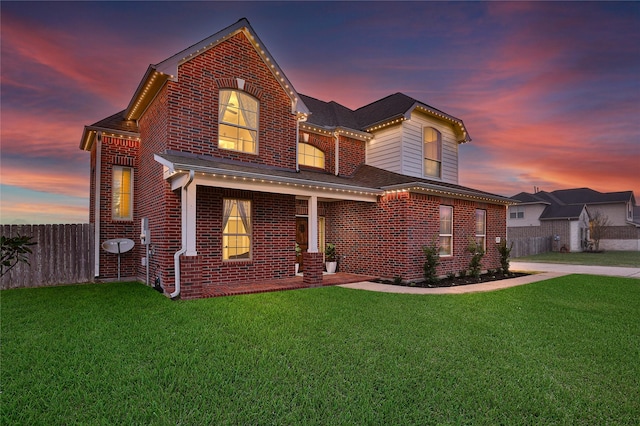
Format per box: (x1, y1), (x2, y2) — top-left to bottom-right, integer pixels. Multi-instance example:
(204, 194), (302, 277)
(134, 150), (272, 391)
(94, 132), (102, 277)
(334, 132), (339, 176)
(171, 170), (195, 299)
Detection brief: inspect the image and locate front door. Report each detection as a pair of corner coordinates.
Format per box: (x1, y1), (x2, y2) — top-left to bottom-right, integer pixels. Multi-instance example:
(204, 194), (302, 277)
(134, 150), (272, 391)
(295, 217), (308, 271)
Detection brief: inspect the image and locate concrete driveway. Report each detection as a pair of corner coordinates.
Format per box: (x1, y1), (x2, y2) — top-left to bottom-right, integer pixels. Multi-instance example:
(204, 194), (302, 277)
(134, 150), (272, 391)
(510, 262), (640, 279)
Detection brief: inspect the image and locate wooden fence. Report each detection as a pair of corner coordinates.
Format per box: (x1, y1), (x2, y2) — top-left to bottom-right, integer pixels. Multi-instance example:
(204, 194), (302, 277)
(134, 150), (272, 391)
(1, 224), (94, 290)
(509, 236), (552, 258)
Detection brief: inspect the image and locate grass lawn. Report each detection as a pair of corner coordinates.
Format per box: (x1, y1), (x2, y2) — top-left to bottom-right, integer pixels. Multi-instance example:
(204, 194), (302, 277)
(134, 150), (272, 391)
(514, 250), (640, 267)
(2, 276), (639, 425)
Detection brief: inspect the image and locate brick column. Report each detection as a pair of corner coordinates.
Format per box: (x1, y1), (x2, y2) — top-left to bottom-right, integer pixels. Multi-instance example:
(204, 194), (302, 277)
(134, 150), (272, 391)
(179, 255), (203, 299)
(303, 252), (323, 286)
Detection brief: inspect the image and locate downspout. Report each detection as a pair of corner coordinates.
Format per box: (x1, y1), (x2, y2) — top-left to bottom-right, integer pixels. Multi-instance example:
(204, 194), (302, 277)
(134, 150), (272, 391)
(94, 132), (102, 277)
(171, 170), (195, 299)
(334, 131), (340, 176)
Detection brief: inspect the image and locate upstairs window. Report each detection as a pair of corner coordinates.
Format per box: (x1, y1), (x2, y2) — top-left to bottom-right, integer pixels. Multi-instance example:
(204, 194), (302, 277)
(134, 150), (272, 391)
(112, 166), (133, 220)
(222, 199), (252, 260)
(439, 205), (453, 256)
(424, 127), (442, 178)
(219, 90), (258, 154)
(509, 206), (525, 219)
(298, 143), (325, 169)
(475, 209), (486, 251)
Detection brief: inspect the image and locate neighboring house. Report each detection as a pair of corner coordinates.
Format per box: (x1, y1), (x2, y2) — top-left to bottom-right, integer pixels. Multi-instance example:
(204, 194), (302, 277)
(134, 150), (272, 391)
(508, 188), (640, 253)
(79, 18), (513, 299)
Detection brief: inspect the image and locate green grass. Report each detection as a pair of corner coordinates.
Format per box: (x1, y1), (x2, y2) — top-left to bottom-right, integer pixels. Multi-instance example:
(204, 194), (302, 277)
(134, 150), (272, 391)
(514, 250), (640, 267)
(2, 277), (639, 424)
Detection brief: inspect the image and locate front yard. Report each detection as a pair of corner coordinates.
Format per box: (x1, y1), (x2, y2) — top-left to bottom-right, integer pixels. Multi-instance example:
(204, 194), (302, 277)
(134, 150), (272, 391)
(2, 276), (639, 424)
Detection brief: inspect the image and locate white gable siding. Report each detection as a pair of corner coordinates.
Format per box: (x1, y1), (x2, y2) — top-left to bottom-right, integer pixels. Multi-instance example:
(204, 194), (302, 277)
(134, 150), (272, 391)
(507, 204), (546, 227)
(366, 125), (403, 174)
(366, 112), (459, 183)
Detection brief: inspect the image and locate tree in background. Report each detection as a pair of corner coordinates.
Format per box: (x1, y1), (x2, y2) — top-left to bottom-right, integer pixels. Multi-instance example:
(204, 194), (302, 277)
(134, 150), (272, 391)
(1, 235), (36, 278)
(589, 210), (611, 252)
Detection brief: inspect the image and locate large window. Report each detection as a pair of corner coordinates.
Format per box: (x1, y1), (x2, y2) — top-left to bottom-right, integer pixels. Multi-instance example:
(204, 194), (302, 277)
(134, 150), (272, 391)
(112, 166), (133, 220)
(298, 143), (325, 169)
(218, 90), (258, 154)
(222, 199), (252, 260)
(439, 205), (453, 256)
(475, 209), (486, 251)
(424, 127), (442, 178)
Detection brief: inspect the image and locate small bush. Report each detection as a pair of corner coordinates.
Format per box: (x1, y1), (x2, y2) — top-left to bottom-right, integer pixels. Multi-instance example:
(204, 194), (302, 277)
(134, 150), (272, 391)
(447, 271), (456, 280)
(393, 276), (403, 285)
(458, 269), (468, 279)
(422, 242), (440, 284)
(498, 240), (513, 275)
(467, 240), (485, 280)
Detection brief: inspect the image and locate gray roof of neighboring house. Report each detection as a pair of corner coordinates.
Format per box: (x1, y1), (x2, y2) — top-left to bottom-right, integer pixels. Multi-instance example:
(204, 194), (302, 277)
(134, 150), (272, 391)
(510, 187), (636, 221)
(89, 110), (139, 134)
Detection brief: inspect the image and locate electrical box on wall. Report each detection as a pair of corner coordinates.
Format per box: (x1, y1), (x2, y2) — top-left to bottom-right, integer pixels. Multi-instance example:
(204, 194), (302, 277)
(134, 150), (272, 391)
(141, 218), (150, 245)
(495, 237), (501, 244)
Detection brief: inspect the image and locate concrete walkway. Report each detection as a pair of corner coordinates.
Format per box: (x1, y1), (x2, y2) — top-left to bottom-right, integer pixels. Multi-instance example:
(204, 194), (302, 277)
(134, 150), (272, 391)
(340, 262), (640, 295)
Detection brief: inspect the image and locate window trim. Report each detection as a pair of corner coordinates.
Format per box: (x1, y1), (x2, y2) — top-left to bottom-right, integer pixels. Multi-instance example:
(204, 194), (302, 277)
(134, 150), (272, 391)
(423, 127), (442, 179)
(439, 205), (453, 257)
(112, 165), (133, 221)
(218, 89), (259, 155)
(475, 209), (486, 252)
(222, 198), (252, 261)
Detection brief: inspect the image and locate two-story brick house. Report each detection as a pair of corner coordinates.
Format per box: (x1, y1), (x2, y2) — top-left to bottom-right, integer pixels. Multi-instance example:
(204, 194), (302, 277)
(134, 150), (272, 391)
(80, 18), (513, 299)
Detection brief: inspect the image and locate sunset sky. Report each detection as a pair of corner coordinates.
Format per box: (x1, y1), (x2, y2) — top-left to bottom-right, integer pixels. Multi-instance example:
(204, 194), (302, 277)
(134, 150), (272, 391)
(1, 1), (639, 224)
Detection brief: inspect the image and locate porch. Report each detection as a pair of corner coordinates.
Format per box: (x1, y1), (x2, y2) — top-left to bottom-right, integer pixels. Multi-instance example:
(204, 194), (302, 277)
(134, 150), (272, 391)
(201, 272), (376, 298)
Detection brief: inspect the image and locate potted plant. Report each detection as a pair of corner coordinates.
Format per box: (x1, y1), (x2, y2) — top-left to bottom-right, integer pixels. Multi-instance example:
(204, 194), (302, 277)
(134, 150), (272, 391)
(294, 243), (302, 274)
(325, 243), (337, 274)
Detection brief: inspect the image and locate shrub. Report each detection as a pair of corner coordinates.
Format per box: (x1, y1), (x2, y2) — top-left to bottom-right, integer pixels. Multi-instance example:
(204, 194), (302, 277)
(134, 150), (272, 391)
(447, 271), (456, 280)
(393, 276), (403, 285)
(498, 240), (513, 275)
(467, 240), (485, 280)
(422, 242), (440, 285)
(458, 269), (468, 279)
(1, 234), (36, 277)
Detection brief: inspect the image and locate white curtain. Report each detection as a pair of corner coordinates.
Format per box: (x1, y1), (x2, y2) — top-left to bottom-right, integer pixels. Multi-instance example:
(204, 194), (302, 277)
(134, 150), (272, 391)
(236, 92), (257, 130)
(219, 90), (232, 123)
(222, 199), (234, 231)
(237, 200), (251, 234)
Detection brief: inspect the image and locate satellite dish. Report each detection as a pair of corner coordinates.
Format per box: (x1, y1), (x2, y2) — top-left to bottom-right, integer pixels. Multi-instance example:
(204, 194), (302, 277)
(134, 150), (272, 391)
(102, 238), (135, 254)
(101, 238), (135, 281)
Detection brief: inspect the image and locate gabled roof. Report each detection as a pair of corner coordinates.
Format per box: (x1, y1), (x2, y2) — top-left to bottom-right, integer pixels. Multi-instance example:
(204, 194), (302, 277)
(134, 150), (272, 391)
(79, 111), (140, 151)
(510, 187), (636, 221)
(125, 18), (308, 121)
(301, 92), (471, 143)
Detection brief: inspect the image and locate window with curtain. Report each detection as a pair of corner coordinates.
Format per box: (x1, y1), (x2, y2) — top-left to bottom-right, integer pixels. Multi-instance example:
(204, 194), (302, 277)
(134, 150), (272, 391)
(222, 199), (252, 260)
(439, 205), (453, 256)
(218, 90), (258, 154)
(112, 166), (133, 220)
(298, 143), (325, 168)
(475, 209), (486, 251)
(424, 127), (442, 178)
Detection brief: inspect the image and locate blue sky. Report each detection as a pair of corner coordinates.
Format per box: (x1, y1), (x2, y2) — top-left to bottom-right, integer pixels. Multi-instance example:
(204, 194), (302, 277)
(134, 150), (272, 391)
(1, 1), (639, 224)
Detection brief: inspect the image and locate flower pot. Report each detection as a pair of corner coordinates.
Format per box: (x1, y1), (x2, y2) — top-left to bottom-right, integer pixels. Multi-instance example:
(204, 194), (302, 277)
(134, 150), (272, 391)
(326, 261), (337, 274)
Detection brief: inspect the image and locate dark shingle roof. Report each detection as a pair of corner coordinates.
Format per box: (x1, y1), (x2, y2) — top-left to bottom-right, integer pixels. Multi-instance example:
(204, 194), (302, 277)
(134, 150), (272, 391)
(156, 150), (512, 204)
(90, 110), (139, 134)
(299, 94), (360, 129)
(511, 187), (635, 221)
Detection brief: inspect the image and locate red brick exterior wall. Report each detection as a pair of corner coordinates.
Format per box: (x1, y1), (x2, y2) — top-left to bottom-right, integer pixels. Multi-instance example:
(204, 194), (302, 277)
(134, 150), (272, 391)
(300, 133), (366, 177)
(326, 193), (506, 282)
(166, 32), (297, 169)
(89, 135), (140, 280)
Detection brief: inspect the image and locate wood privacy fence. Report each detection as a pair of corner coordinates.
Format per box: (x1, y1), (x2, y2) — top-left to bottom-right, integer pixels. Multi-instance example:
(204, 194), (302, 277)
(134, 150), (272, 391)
(1, 224), (94, 290)
(508, 236), (552, 258)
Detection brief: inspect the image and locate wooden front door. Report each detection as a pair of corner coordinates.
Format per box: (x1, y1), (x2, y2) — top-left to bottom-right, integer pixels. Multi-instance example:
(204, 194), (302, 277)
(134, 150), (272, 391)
(296, 217), (308, 271)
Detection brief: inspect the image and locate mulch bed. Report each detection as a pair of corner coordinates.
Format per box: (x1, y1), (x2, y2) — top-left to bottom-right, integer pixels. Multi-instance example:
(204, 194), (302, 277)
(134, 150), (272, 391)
(373, 271), (530, 288)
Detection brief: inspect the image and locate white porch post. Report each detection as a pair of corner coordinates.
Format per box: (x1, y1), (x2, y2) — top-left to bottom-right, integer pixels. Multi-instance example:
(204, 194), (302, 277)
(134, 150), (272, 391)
(308, 195), (319, 253)
(185, 181), (197, 256)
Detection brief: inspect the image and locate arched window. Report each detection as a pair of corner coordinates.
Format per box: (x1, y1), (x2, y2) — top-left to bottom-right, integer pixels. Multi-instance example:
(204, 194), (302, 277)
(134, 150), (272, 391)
(218, 90), (258, 154)
(424, 127), (442, 178)
(298, 143), (325, 169)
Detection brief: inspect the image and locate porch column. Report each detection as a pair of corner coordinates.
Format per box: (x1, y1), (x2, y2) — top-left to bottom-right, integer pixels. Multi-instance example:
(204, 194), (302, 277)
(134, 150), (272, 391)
(303, 195), (323, 286)
(185, 182), (197, 256)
